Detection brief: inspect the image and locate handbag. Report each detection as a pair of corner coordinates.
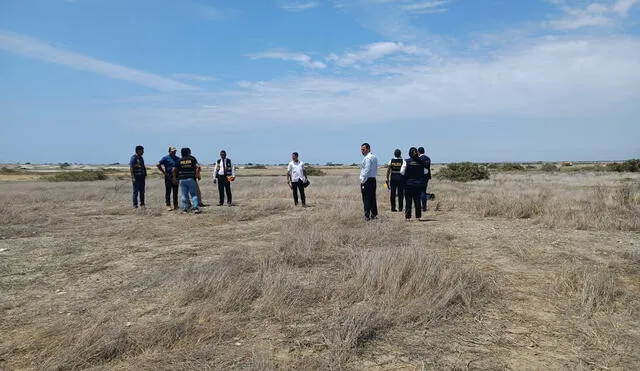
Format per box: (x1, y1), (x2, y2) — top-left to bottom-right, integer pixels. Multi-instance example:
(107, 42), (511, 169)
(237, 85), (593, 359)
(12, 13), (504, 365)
(302, 178), (310, 188)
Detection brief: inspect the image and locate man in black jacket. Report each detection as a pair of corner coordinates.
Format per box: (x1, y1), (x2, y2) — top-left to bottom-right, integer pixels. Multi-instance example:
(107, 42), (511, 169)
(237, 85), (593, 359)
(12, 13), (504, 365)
(418, 146), (432, 212)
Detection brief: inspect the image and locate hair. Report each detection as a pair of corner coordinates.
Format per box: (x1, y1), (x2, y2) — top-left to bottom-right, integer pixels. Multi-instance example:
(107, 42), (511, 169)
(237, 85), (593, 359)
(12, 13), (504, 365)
(220, 150), (226, 155)
(361, 143), (370, 150)
(409, 147), (419, 159)
(292, 152), (299, 157)
(181, 147), (191, 157)
(135, 145), (144, 152)
(394, 149), (401, 157)
(418, 147), (425, 154)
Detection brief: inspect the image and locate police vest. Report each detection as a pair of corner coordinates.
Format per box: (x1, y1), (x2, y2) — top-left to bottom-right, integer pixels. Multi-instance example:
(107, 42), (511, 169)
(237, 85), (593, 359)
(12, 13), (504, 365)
(389, 158), (403, 174)
(178, 156), (197, 179)
(131, 155), (146, 177)
(404, 158), (426, 188)
(217, 158), (233, 176)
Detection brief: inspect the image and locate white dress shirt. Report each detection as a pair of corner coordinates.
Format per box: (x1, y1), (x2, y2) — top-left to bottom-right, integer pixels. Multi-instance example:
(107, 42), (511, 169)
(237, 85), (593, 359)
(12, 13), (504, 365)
(214, 158), (236, 178)
(360, 153), (378, 183)
(287, 160), (306, 182)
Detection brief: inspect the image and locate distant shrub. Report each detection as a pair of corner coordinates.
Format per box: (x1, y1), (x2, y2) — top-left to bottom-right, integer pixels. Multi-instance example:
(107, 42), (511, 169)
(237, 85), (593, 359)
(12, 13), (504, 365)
(0, 167), (21, 174)
(541, 163), (559, 172)
(44, 170), (107, 182)
(436, 162), (489, 182)
(605, 159), (640, 172)
(305, 166), (326, 176)
(486, 163), (500, 169)
(500, 163), (525, 171)
(245, 164), (267, 169)
(525, 164), (536, 169)
(325, 162), (343, 166)
(59, 162), (71, 169)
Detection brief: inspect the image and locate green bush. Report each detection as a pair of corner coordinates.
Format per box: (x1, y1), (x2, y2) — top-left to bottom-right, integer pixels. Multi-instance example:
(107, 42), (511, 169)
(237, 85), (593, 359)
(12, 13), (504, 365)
(500, 163), (525, 171)
(44, 170), (107, 182)
(541, 163), (559, 172)
(305, 166), (326, 176)
(436, 162), (489, 182)
(605, 159), (640, 172)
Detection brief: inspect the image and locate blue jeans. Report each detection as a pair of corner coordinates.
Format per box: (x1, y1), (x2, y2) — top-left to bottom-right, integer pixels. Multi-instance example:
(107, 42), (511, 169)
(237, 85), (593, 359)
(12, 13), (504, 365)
(132, 177), (145, 208)
(420, 180), (430, 211)
(179, 178), (199, 211)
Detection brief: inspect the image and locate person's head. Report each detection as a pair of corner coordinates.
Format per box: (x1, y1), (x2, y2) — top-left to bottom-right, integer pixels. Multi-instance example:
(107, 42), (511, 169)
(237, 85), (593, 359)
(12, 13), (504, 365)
(168, 146), (177, 155)
(292, 152), (299, 161)
(361, 143), (370, 156)
(220, 150), (227, 159)
(409, 147), (419, 159)
(418, 147), (425, 155)
(135, 145), (144, 156)
(181, 147), (191, 157)
(394, 149), (401, 158)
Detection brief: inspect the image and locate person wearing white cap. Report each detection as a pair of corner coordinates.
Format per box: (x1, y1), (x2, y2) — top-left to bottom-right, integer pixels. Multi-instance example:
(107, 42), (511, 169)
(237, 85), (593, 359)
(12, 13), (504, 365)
(157, 146), (180, 211)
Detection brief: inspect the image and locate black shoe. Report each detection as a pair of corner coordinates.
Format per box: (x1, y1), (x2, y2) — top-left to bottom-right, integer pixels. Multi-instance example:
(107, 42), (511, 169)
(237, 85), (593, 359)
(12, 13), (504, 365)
(391, 209), (397, 212)
(218, 203), (223, 206)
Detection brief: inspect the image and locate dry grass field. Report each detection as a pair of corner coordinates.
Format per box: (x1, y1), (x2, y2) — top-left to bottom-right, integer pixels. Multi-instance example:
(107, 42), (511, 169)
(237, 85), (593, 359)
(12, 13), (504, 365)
(1, 167), (639, 370)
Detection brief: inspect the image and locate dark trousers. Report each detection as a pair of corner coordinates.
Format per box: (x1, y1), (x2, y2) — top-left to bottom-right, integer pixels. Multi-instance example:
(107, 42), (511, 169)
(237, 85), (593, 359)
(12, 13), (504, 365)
(361, 177), (378, 219)
(405, 187), (422, 219)
(292, 179), (306, 205)
(217, 175), (232, 204)
(389, 177), (404, 211)
(420, 180), (430, 211)
(132, 177), (145, 207)
(164, 176), (179, 207)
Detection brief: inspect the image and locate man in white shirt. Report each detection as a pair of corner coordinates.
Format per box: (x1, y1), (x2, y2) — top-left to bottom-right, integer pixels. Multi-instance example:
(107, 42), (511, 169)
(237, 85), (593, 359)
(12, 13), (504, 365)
(286, 152), (307, 207)
(360, 142), (378, 220)
(213, 150), (235, 206)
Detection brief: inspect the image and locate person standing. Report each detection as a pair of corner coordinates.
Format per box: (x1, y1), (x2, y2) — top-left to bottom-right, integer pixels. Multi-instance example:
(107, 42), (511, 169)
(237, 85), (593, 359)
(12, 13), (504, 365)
(385, 149), (405, 212)
(359, 142), (378, 220)
(172, 147), (201, 214)
(418, 147), (432, 212)
(287, 152), (307, 207)
(157, 146), (180, 211)
(189, 151), (209, 208)
(213, 150), (235, 206)
(400, 147), (427, 221)
(129, 145), (147, 209)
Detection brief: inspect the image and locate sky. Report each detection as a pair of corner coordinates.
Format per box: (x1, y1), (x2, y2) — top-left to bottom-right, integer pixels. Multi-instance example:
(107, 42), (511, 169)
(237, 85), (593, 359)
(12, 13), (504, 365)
(1, 0), (639, 165)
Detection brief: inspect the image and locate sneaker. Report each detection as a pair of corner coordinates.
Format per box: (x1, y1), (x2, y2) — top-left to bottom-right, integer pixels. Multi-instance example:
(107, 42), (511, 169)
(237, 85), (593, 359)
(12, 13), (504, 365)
(182, 209), (189, 214)
(194, 208), (201, 214)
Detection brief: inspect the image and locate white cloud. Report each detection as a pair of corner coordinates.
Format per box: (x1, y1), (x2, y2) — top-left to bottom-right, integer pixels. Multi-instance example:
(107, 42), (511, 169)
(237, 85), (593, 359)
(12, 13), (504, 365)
(548, 0), (640, 30)
(326, 41), (432, 66)
(128, 37), (640, 128)
(281, 1), (320, 11)
(247, 50), (327, 69)
(612, 0), (640, 15)
(0, 31), (198, 92)
(398, 1), (450, 14)
(172, 73), (216, 82)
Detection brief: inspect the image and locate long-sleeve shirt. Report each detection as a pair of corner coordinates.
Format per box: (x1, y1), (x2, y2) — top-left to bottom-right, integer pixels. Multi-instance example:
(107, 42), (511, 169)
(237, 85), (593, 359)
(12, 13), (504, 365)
(360, 153), (378, 183)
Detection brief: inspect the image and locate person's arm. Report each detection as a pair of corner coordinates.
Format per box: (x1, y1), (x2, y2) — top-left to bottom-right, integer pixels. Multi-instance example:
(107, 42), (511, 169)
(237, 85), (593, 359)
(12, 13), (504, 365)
(213, 160), (218, 183)
(360, 157), (370, 184)
(129, 156), (136, 183)
(172, 167), (178, 182)
(400, 160), (407, 176)
(196, 164), (201, 181)
(386, 160), (392, 182)
(231, 160), (236, 178)
(156, 158), (166, 176)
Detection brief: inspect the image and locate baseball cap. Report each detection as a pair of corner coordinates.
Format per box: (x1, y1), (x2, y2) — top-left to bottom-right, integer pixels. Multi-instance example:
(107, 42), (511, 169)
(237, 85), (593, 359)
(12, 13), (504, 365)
(168, 146), (177, 152)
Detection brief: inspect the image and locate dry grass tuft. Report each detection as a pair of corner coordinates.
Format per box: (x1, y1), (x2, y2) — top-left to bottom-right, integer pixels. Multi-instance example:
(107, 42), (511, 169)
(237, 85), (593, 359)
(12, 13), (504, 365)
(553, 261), (625, 316)
(341, 244), (487, 324)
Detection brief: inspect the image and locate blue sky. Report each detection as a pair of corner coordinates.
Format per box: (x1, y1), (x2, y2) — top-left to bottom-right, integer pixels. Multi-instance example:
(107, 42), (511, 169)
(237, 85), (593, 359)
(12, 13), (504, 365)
(1, 0), (639, 165)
